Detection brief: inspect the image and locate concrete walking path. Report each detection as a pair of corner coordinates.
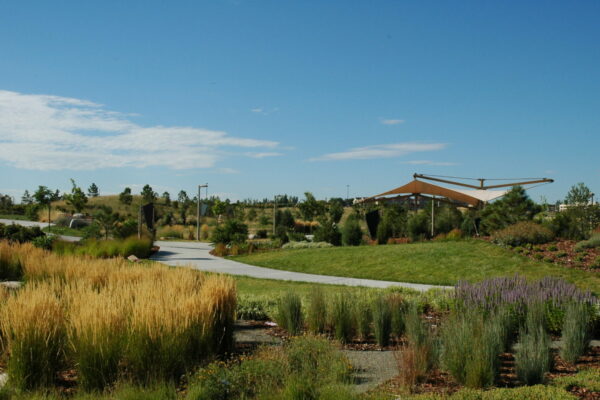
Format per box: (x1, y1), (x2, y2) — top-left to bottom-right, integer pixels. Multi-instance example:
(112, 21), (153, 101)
(152, 240), (450, 291)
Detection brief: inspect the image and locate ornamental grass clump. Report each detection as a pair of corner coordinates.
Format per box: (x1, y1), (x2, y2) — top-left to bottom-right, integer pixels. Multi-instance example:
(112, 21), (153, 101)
(388, 293), (407, 339)
(67, 285), (127, 391)
(515, 303), (553, 385)
(0, 282), (65, 390)
(307, 287), (327, 334)
(0, 241), (23, 280)
(330, 292), (355, 343)
(399, 304), (439, 389)
(372, 294), (392, 347)
(441, 310), (504, 388)
(354, 294), (372, 341)
(560, 301), (593, 364)
(277, 292), (304, 336)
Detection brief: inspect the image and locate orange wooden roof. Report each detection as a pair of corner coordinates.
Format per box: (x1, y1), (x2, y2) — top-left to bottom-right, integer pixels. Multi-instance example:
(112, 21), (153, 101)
(366, 179), (482, 207)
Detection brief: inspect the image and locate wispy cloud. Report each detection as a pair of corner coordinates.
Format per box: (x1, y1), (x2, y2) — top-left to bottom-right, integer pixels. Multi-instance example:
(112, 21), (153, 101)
(400, 160), (458, 166)
(0, 90), (280, 170)
(380, 118), (404, 125)
(309, 142), (446, 161)
(217, 167), (240, 174)
(245, 152), (284, 159)
(251, 107), (279, 115)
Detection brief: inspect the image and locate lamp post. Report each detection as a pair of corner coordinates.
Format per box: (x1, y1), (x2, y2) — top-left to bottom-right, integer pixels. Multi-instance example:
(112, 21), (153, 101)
(196, 183), (208, 241)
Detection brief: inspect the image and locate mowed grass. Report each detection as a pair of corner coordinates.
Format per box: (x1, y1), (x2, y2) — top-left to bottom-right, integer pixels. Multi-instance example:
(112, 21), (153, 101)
(235, 240), (600, 294)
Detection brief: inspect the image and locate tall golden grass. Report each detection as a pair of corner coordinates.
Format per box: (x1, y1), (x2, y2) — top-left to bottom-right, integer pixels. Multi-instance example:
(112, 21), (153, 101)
(0, 241), (237, 390)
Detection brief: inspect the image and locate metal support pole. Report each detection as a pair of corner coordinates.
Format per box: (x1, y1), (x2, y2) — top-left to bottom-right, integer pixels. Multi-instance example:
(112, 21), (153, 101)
(272, 198), (277, 235)
(431, 196), (435, 238)
(196, 184), (208, 241)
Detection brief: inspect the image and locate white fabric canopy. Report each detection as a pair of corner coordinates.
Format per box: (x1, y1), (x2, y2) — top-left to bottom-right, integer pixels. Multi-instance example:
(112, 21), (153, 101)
(453, 189), (508, 202)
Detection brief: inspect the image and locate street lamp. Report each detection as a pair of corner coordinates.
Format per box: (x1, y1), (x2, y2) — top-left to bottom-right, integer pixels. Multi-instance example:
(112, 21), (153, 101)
(196, 184), (208, 240)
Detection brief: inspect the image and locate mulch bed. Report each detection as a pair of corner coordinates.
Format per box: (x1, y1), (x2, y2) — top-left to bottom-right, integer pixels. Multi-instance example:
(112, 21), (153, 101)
(482, 237), (600, 271)
(379, 346), (600, 399)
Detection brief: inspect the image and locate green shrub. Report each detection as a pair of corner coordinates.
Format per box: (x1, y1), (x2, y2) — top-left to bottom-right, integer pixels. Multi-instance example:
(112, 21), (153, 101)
(113, 219), (138, 239)
(560, 302), (593, 364)
(236, 296), (272, 321)
(548, 244), (558, 251)
(389, 294), (407, 339)
(330, 292), (354, 343)
(276, 293), (303, 335)
(575, 233), (600, 251)
(592, 256), (600, 269)
(342, 214), (363, 246)
(552, 368), (600, 393)
(372, 295), (392, 347)
(491, 221), (554, 247)
(0, 223), (45, 243)
(515, 304), (552, 385)
(210, 219), (248, 245)
(282, 241), (333, 249)
(407, 212), (430, 241)
(313, 220), (342, 246)
(307, 288), (327, 334)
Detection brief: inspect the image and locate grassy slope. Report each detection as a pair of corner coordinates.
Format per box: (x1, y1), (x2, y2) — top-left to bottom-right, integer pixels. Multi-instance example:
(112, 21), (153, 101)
(235, 240), (600, 294)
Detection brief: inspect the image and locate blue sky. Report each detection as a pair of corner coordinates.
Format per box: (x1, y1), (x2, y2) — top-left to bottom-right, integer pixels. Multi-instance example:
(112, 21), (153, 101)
(0, 1), (598, 203)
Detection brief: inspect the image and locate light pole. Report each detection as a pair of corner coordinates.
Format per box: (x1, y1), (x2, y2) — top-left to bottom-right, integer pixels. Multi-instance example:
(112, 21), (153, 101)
(346, 185), (350, 203)
(196, 183), (208, 240)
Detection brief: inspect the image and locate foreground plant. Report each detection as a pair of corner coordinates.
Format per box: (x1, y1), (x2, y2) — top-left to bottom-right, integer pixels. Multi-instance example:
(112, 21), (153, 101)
(560, 301), (593, 364)
(277, 292), (304, 336)
(515, 303), (553, 385)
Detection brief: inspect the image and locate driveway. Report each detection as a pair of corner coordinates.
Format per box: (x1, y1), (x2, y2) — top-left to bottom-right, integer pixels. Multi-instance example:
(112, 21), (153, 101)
(152, 240), (449, 291)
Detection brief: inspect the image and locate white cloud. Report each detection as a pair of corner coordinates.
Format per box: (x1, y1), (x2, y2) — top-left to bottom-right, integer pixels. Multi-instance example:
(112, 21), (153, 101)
(251, 108), (264, 113)
(245, 152), (284, 158)
(217, 168), (240, 174)
(400, 160), (458, 166)
(309, 142), (446, 161)
(0, 90), (280, 170)
(381, 119), (405, 125)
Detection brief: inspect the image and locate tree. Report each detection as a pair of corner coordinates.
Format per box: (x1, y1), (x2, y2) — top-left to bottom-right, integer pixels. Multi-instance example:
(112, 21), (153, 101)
(212, 199), (227, 224)
(87, 183), (99, 197)
(565, 183), (593, 205)
(33, 186), (54, 227)
(178, 190), (189, 204)
(162, 191), (171, 206)
(210, 219), (248, 245)
(328, 199), (344, 224)
(313, 218), (341, 246)
(480, 186), (541, 234)
(64, 179), (88, 213)
(119, 187), (133, 205)
(342, 214), (363, 246)
(93, 206), (119, 240)
(21, 190), (32, 205)
(298, 192), (326, 232)
(247, 208), (257, 222)
(141, 185), (157, 204)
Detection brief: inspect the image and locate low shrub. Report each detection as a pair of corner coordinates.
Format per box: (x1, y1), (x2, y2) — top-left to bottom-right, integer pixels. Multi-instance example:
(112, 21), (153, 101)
(548, 244), (558, 251)
(236, 296), (272, 321)
(282, 241), (333, 250)
(307, 287), (327, 334)
(276, 292), (303, 335)
(552, 368), (600, 393)
(445, 228), (463, 240)
(330, 292), (355, 343)
(0, 223), (45, 243)
(200, 224), (210, 240)
(574, 233), (600, 251)
(255, 229), (268, 239)
(560, 302), (593, 364)
(210, 219), (248, 245)
(491, 221), (554, 247)
(372, 295), (392, 347)
(342, 214), (363, 246)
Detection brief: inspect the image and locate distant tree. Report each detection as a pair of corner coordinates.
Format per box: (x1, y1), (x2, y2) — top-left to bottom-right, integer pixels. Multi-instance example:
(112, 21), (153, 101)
(480, 186), (541, 234)
(162, 191), (171, 206)
(93, 205), (119, 240)
(178, 190), (189, 204)
(21, 190), (33, 205)
(64, 179), (88, 213)
(119, 187), (133, 205)
(275, 209), (295, 230)
(247, 208), (257, 222)
(33, 186), (54, 226)
(313, 217), (342, 246)
(342, 214), (363, 246)
(141, 184), (157, 204)
(87, 183), (99, 197)
(212, 199), (227, 224)
(210, 219), (248, 245)
(565, 183), (592, 205)
(298, 192), (326, 232)
(328, 199), (344, 224)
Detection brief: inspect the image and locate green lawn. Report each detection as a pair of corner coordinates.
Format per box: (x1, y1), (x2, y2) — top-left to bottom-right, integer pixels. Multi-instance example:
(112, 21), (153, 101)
(234, 240), (600, 295)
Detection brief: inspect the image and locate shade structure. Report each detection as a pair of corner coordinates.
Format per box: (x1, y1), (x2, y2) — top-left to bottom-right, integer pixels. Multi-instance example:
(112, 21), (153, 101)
(364, 179), (485, 207)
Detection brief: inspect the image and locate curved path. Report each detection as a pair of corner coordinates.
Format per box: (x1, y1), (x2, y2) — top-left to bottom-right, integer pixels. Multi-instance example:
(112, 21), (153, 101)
(152, 240), (450, 291)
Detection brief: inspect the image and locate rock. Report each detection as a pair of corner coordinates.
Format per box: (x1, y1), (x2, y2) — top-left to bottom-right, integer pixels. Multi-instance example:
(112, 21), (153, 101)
(127, 255), (140, 263)
(0, 281), (22, 290)
(0, 372), (7, 388)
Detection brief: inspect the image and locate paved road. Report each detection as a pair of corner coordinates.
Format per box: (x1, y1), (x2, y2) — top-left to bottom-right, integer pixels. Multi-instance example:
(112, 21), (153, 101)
(152, 240), (450, 291)
(0, 219), (81, 242)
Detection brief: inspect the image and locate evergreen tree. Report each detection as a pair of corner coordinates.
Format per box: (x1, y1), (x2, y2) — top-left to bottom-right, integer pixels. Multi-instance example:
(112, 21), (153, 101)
(64, 179), (88, 213)
(87, 183), (99, 197)
(480, 186), (541, 234)
(141, 184), (157, 204)
(119, 187), (133, 205)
